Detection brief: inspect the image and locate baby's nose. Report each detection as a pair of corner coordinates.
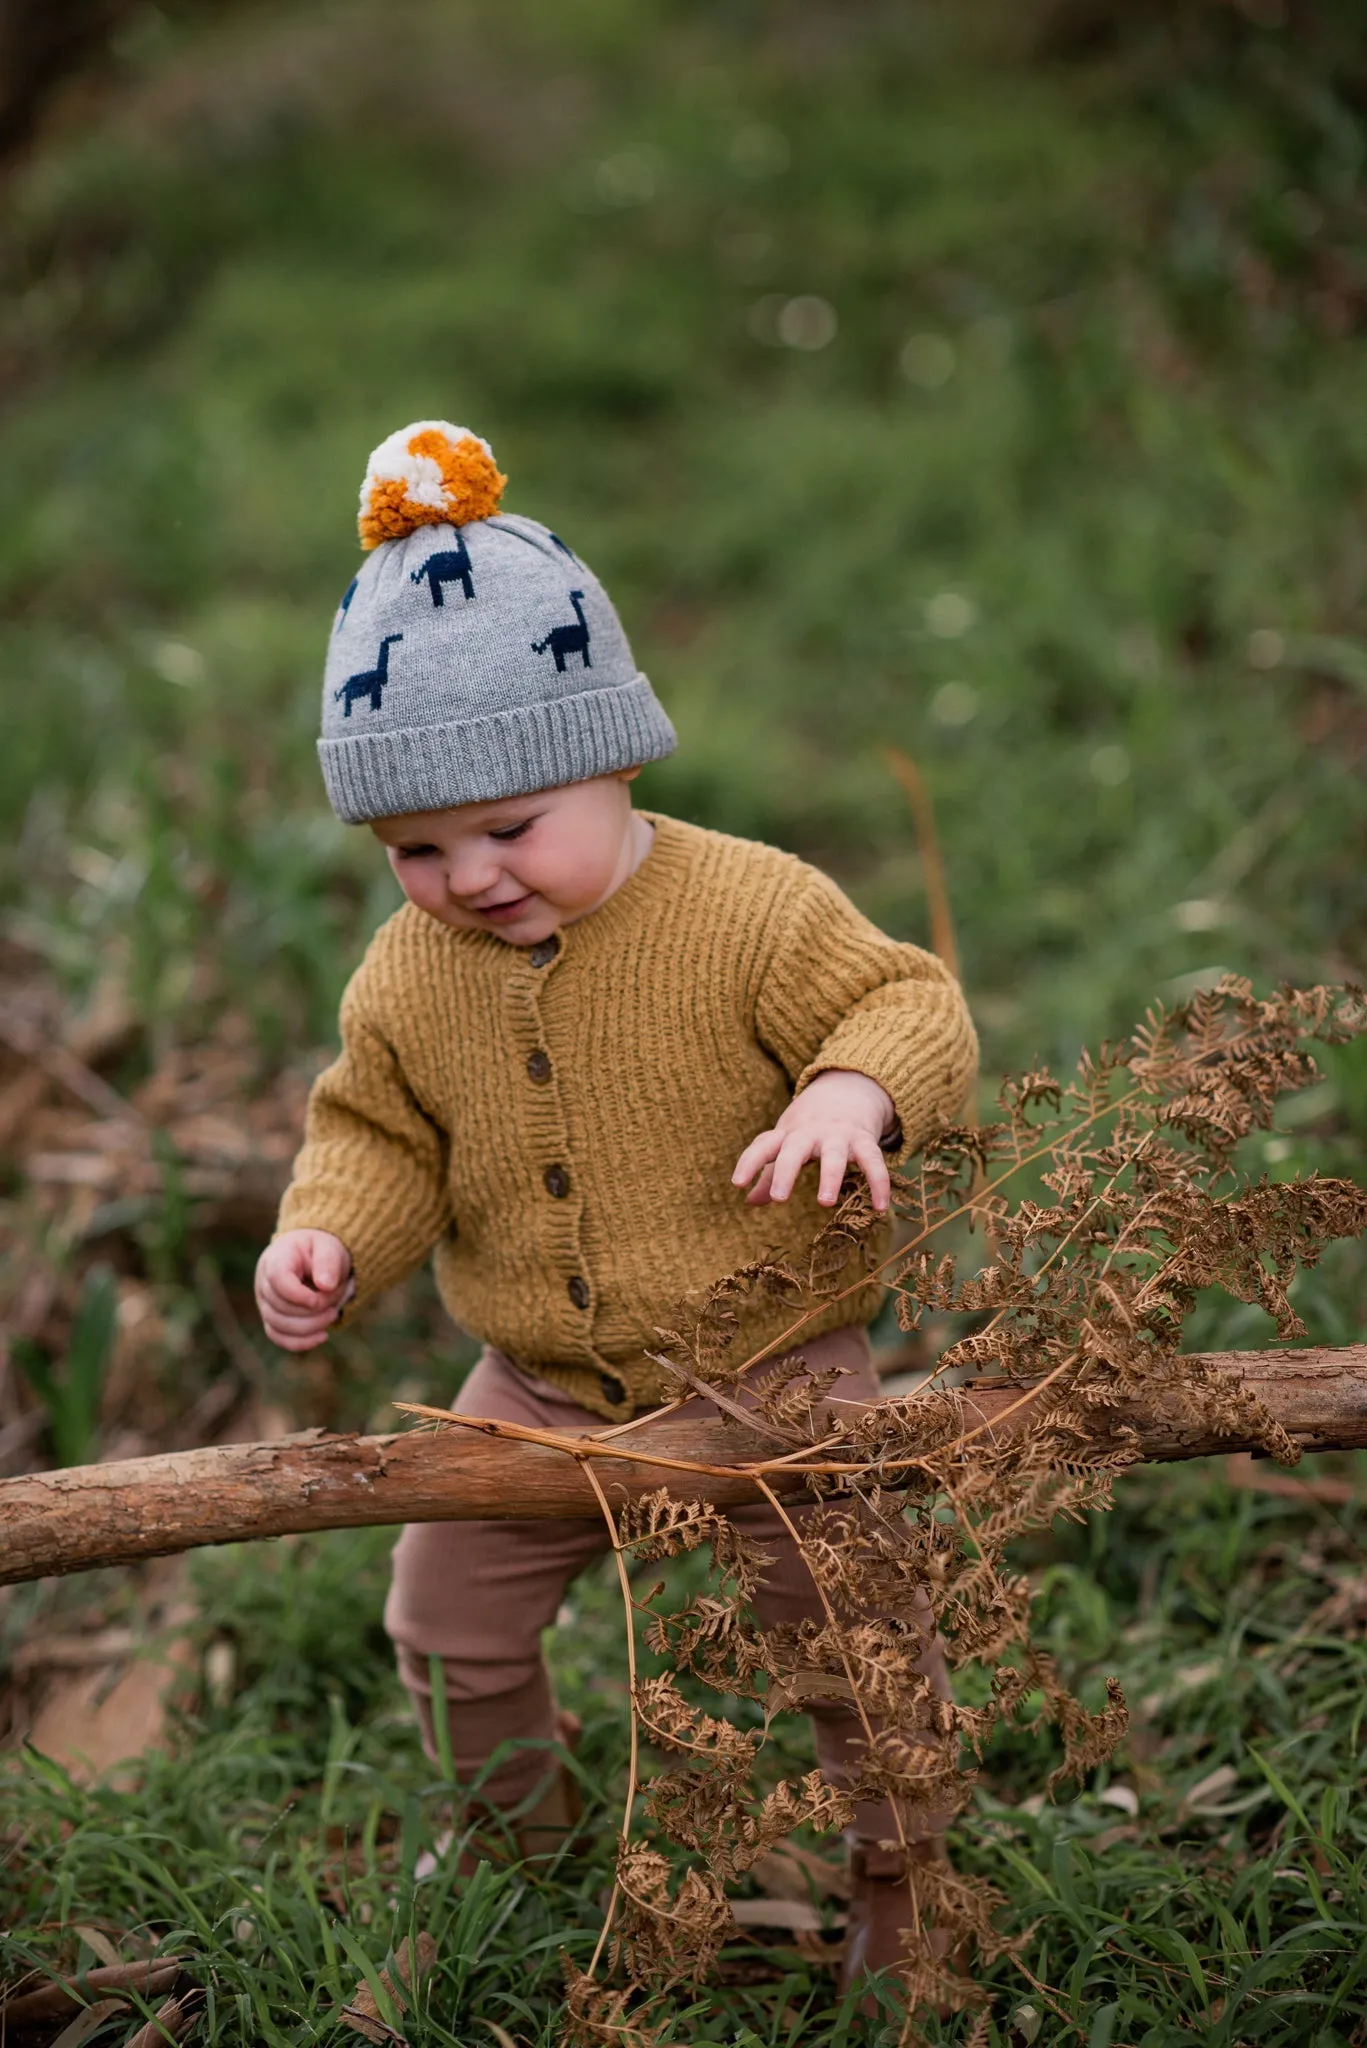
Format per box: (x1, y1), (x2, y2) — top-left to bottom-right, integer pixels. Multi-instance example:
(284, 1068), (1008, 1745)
(447, 854), (502, 901)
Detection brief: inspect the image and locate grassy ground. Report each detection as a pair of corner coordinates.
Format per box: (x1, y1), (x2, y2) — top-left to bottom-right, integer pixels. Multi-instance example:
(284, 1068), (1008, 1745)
(4, 1466), (1367, 2045)
(2, 1), (1366, 2041)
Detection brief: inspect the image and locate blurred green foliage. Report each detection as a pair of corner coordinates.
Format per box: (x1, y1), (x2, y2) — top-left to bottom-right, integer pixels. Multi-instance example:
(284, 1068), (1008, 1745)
(1, 0), (1364, 1081)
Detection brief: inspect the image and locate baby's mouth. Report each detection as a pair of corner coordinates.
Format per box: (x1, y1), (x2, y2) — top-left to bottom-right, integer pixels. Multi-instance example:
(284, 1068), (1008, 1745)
(478, 892), (535, 922)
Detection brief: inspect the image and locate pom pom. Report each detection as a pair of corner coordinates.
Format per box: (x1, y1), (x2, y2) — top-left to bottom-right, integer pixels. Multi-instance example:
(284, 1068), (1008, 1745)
(358, 421), (507, 549)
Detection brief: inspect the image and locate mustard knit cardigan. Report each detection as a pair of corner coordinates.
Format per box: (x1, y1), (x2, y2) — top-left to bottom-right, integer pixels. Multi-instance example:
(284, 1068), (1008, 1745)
(277, 813), (978, 1418)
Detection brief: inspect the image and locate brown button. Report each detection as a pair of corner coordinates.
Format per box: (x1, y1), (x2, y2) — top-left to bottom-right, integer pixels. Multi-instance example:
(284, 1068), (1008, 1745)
(544, 1163), (570, 1199)
(599, 1372), (627, 1407)
(529, 936), (560, 968)
(526, 1049), (552, 1084)
(568, 1274), (591, 1310)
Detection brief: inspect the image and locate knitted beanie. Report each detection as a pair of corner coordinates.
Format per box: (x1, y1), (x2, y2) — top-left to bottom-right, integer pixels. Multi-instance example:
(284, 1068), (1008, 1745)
(318, 421), (677, 824)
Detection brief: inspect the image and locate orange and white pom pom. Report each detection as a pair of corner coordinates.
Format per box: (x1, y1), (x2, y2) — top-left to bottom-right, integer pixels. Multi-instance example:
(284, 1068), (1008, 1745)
(358, 421), (507, 549)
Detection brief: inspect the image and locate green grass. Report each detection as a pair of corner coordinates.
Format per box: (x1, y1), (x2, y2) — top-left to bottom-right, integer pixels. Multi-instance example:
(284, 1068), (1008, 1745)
(5, 1464), (1367, 2044)
(2, 0), (1367, 2040)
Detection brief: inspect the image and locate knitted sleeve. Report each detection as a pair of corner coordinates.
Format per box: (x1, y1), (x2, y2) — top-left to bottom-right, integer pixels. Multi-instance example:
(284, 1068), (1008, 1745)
(753, 864), (978, 1163)
(275, 973), (453, 1312)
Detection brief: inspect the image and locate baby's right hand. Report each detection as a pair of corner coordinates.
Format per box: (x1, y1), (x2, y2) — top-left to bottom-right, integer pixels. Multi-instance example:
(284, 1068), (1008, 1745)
(255, 1230), (354, 1352)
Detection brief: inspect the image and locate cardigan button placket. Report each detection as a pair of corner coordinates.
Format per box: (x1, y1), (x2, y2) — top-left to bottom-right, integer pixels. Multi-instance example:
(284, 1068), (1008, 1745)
(513, 927), (599, 1368)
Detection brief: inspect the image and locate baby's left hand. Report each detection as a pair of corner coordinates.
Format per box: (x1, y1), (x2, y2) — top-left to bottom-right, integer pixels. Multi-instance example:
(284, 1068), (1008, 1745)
(732, 1069), (897, 1213)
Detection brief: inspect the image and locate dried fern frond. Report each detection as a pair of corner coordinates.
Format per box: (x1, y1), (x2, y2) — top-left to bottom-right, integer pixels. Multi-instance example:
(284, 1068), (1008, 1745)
(559, 1959), (663, 2047)
(557, 981), (1367, 2043)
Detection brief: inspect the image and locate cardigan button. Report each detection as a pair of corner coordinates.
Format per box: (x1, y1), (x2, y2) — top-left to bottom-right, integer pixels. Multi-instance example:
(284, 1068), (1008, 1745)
(599, 1372), (627, 1407)
(529, 936), (560, 968)
(526, 1049), (552, 1083)
(567, 1274), (591, 1310)
(544, 1163), (570, 1199)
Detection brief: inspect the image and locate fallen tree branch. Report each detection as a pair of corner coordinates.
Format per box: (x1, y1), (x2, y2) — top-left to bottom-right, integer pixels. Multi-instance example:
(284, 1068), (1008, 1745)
(0, 1960), (184, 2026)
(1, 1346), (1363, 1588)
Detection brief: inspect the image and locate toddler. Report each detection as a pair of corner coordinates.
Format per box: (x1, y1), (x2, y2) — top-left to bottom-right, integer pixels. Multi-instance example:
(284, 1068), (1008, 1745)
(255, 422), (978, 1993)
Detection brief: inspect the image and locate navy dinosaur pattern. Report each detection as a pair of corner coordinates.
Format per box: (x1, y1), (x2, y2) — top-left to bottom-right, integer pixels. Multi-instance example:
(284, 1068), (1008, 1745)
(531, 590), (591, 673)
(334, 576), (359, 631)
(411, 532), (475, 606)
(336, 633), (402, 717)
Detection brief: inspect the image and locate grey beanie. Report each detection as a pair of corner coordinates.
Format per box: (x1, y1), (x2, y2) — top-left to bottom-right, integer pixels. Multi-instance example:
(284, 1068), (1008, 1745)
(318, 420), (676, 823)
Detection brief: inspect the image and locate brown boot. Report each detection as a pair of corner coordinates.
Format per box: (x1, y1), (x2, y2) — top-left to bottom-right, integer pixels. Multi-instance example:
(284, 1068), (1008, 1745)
(417, 1709), (583, 1879)
(511, 1745), (583, 1864)
(839, 1835), (958, 2011)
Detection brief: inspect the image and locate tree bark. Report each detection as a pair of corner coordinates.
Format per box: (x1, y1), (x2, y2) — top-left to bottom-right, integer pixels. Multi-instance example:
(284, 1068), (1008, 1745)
(1, 1346), (1364, 1588)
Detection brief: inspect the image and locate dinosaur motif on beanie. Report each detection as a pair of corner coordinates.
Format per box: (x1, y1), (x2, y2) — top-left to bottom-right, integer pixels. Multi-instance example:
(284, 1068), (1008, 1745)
(317, 422), (676, 825)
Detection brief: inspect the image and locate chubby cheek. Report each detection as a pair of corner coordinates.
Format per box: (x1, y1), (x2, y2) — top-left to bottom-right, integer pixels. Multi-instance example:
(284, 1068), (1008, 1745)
(387, 856), (446, 918)
(522, 827), (618, 909)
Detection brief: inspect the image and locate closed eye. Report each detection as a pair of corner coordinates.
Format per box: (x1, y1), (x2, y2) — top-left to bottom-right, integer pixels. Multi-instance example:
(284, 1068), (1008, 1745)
(490, 819), (533, 842)
(394, 843), (440, 861)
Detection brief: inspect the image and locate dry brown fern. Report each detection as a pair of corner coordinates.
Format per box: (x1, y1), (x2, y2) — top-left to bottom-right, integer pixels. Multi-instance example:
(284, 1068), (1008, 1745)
(461, 980), (1367, 2039)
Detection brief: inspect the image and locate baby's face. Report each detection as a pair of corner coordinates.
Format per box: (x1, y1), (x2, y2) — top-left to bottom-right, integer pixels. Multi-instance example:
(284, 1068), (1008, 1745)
(370, 770), (643, 946)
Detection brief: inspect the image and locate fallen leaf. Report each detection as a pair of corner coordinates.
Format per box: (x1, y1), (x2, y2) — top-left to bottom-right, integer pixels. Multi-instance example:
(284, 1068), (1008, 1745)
(400, 1933), (439, 1983)
(339, 2006), (405, 2047)
(12, 1630), (138, 1676)
(51, 2001), (126, 2048)
(1097, 1784), (1138, 1817)
(25, 1561), (197, 1784)
(1173, 1659), (1224, 1689)
(1008, 2002), (1041, 2046)
(339, 1932), (438, 2042)
(731, 1899), (826, 1933)
(751, 1841), (849, 1903)
(1180, 1764), (1238, 1815)
(72, 1926), (124, 1968)
(750, 1853), (809, 1904)
(1090, 1823), (1140, 1853)
(125, 1992), (203, 2048)
(203, 1638), (236, 1709)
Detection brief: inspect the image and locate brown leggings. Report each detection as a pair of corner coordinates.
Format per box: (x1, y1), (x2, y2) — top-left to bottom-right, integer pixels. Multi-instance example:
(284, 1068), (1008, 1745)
(385, 1326), (948, 1845)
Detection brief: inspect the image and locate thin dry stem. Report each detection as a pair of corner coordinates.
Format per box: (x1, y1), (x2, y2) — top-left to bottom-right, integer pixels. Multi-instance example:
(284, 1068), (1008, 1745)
(583, 1457), (643, 1979)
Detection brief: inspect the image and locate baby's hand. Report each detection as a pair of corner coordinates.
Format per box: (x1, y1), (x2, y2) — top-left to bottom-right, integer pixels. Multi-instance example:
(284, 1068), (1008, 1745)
(255, 1229), (354, 1351)
(732, 1069), (896, 1214)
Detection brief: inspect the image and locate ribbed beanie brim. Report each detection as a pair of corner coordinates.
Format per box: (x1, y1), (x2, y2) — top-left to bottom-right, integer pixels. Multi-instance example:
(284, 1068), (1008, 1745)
(319, 672), (677, 823)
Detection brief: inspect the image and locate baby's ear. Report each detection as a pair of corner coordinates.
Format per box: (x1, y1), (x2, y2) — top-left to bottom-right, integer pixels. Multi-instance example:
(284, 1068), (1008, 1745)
(619, 766), (643, 784)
